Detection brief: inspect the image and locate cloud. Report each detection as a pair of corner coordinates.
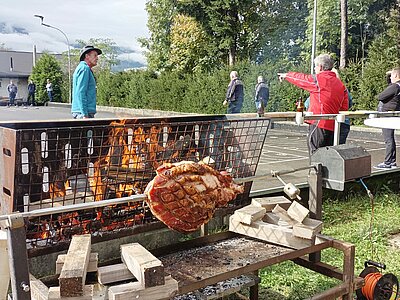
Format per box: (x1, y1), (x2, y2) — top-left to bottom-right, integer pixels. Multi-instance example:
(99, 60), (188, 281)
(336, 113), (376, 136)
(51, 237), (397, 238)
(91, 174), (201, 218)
(0, 0), (149, 64)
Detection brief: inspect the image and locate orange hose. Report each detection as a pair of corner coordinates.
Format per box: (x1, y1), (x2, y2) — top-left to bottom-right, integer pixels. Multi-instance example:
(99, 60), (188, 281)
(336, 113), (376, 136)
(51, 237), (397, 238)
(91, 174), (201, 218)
(361, 272), (382, 300)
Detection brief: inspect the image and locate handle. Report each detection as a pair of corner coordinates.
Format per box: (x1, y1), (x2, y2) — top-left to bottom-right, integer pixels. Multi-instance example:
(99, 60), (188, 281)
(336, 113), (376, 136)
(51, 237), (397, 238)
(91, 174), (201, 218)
(364, 260), (386, 270)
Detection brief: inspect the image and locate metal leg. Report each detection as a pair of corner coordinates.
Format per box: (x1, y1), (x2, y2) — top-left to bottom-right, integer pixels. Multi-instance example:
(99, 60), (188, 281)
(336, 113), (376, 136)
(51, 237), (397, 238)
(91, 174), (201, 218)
(308, 163), (322, 263)
(249, 270), (259, 300)
(4, 214), (31, 300)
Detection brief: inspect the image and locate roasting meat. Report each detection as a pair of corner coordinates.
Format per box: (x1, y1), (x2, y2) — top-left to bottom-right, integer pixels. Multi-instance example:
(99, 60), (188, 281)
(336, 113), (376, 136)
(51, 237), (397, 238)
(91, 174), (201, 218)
(144, 161), (244, 233)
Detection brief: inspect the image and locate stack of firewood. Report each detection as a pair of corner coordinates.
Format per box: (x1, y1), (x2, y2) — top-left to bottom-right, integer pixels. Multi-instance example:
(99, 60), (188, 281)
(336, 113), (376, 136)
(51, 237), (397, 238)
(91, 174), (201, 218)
(30, 234), (178, 300)
(229, 196), (323, 249)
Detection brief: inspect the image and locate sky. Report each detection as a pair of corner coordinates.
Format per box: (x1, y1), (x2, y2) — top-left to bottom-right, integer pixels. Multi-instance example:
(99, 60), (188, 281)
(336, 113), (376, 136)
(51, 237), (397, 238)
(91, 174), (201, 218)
(0, 0), (149, 65)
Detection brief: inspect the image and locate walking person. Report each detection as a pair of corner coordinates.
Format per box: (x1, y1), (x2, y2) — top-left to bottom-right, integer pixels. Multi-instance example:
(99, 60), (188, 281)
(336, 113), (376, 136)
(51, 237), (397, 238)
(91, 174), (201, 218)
(7, 80), (18, 107)
(254, 75), (269, 117)
(46, 79), (54, 102)
(71, 45), (102, 119)
(374, 67), (400, 169)
(27, 80), (36, 106)
(278, 54), (349, 154)
(223, 71), (244, 114)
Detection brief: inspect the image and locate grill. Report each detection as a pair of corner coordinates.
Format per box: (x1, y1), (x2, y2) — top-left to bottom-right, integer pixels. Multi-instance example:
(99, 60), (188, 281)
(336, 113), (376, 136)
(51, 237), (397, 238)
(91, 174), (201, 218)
(0, 115), (270, 253)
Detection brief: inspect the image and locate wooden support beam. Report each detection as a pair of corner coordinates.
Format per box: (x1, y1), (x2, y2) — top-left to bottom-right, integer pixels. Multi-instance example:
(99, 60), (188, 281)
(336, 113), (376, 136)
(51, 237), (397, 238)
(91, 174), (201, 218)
(108, 275), (178, 300)
(232, 205), (266, 225)
(229, 216), (312, 249)
(56, 253), (98, 274)
(29, 274), (48, 300)
(251, 196), (291, 211)
(48, 285), (93, 300)
(59, 234), (91, 297)
(97, 263), (135, 285)
(121, 243), (164, 288)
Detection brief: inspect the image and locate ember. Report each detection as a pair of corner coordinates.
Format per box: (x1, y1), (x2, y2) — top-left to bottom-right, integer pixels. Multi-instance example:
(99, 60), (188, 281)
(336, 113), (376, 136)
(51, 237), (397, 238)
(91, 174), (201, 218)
(0, 116), (270, 250)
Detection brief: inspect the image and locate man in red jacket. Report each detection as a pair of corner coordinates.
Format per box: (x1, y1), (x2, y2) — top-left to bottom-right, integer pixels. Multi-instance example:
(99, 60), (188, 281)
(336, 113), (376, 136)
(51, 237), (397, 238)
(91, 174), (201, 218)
(278, 54), (349, 154)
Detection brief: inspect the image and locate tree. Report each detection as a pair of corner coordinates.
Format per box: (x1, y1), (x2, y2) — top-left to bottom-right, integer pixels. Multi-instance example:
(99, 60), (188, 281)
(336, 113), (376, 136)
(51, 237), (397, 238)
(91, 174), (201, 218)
(29, 53), (64, 104)
(168, 14), (211, 73)
(138, 0), (176, 71)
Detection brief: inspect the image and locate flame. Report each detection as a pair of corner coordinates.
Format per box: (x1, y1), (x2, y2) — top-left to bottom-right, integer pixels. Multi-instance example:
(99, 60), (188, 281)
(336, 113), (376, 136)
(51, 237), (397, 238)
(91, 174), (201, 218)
(88, 161), (105, 201)
(49, 180), (69, 199)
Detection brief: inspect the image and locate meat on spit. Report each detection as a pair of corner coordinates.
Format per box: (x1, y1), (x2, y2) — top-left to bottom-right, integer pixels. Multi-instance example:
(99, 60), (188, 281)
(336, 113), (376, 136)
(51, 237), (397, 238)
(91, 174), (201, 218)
(144, 161), (244, 233)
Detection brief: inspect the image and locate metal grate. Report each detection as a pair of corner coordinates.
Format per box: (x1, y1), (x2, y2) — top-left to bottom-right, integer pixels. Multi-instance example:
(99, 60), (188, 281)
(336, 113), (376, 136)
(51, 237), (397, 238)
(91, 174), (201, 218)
(0, 115), (270, 249)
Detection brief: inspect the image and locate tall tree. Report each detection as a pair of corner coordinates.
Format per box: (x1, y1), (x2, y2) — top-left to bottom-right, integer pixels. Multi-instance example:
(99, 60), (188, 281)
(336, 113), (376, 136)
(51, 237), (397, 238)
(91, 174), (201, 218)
(139, 0), (176, 71)
(30, 53), (64, 104)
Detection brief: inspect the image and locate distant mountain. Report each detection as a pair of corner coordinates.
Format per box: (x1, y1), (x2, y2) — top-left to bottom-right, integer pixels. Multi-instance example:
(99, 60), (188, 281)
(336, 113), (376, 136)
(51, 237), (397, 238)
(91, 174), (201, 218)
(112, 58), (146, 72)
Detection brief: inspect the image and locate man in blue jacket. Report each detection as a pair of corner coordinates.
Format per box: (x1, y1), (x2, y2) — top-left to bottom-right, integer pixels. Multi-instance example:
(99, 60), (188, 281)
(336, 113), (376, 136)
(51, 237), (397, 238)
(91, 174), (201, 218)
(71, 45), (102, 119)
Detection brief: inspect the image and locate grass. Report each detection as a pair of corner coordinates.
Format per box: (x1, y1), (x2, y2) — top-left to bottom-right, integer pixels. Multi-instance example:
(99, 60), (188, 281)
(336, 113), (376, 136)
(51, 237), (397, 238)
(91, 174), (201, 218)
(256, 187), (400, 299)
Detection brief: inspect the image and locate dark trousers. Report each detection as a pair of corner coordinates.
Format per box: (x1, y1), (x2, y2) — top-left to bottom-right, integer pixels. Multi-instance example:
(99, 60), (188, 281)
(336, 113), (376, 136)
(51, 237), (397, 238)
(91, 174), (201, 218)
(27, 93), (35, 105)
(339, 123), (350, 144)
(382, 128), (396, 164)
(227, 101), (243, 114)
(9, 93), (16, 105)
(308, 124), (334, 154)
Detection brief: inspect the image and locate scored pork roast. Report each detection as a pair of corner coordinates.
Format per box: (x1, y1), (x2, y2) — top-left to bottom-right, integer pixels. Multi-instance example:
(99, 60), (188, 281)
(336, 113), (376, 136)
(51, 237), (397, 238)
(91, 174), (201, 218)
(144, 161), (244, 233)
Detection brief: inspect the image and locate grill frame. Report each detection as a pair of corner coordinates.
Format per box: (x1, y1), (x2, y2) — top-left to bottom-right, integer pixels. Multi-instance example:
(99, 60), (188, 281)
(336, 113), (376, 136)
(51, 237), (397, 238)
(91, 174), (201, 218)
(0, 115), (270, 253)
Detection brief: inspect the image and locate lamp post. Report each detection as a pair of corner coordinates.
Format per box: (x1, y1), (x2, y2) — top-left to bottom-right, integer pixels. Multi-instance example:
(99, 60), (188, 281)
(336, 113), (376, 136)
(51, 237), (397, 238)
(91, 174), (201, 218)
(34, 14), (72, 103)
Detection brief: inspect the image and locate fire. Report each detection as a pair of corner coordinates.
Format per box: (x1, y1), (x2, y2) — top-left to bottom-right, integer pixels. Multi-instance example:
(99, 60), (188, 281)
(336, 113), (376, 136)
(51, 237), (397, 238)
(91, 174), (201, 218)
(49, 179), (70, 199)
(88, 160), (105, 201)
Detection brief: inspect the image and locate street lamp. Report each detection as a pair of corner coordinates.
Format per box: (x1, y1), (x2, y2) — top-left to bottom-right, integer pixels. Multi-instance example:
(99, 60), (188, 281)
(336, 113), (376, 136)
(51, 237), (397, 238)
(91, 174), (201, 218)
(34, 14), (72, 103)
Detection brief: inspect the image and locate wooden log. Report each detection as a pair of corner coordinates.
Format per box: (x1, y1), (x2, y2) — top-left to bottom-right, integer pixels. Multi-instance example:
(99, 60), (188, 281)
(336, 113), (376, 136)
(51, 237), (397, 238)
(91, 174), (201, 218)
(232, 205), (266, 225)
(271, 205), (298, 226)
(108, 275), (178, 300)
(263, 212), (291, 227)
(30, 274), (48, 300)
(121, 243), (164, 288)
(59, 234), (91, 297)
(97, 263), (135, 285)
(48, 285), (93, 300)
(293, 218), (323, 239)
(229, 216), (312, 249)
(287, 201), (309, 223)
(56, 253), (98, 274)
(28, 192), (94, 211)
(251, 196), (291, 211)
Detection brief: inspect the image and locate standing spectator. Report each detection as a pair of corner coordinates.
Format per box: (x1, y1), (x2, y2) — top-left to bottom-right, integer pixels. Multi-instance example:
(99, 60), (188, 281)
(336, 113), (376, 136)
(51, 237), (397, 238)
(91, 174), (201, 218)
(27, 80), (36, 106)
(223, 71), (244, 114)
(7, 80), (18, 107)
(71, 45), (102, 119)
(278, 54), (348, 154)
(374, 67), (400, 169)
(254, 75), (269, 117)
(46, 79), (53, 102)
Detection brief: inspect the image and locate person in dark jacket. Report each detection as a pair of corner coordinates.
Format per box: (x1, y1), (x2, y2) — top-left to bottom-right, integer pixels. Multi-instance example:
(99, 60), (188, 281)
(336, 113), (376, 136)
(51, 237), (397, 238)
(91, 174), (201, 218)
(7, 80), (18, 106)
(254, 76), (269, 117)
(223, 71), (244, 114)
(27, 80), (36, 106)
(374, 67), (400, 169)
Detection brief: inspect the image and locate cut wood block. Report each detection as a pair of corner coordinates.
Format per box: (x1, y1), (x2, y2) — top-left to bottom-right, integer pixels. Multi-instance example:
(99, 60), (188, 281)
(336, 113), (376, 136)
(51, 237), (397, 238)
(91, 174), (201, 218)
(287, 201), (309, 223)
(232, 205), (266, 225)
(272, 205), (298, 226)
(251, 196), (291, 211)
(97, 263), (135, 285)
(108, 275), (178, 300)
(48, 285), (93, 300)
(293, 218), (323, 239)
(59, 234), (91, 297)
(56, 253), (98, 274)
(263, 212), (291, 227)
(30, 274), (48, 300)
(121, 243), (164, 288)
(229, 216), (312, 249)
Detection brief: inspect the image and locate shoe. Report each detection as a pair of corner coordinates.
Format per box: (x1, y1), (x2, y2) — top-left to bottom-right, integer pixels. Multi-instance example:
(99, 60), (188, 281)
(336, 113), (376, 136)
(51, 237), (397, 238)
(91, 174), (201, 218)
(390, 162), (397, 168)
(374, 162), (394, 169)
